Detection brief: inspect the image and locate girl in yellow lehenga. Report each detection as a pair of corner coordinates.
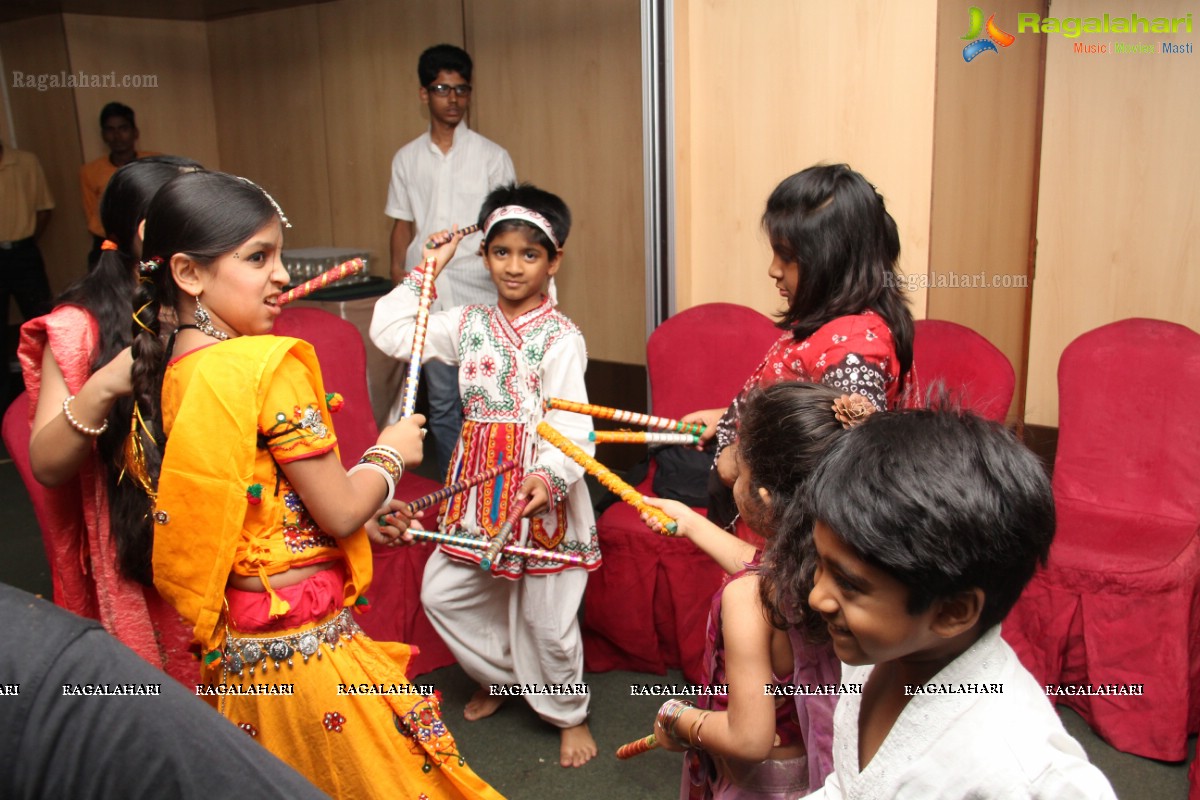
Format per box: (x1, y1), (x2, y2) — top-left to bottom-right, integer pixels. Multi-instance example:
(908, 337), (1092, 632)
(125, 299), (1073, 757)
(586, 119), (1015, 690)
(127, 170), (504, 800)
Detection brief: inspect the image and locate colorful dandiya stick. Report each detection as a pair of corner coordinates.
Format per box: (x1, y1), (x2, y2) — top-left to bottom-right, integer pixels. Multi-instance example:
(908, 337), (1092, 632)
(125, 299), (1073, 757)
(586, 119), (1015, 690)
(588, 431), (701, 446)
(424, 223), (481, 249)
(408, 529), (585, 566)
(480, 495), (529, 571)
(543, 398), (705, 436)
(536, 421), (678, 535)
(400, 256), (437, 418)
(278, 257), (366, 305)
(405, 461), (518, 514)
(616, 733), (659, 759)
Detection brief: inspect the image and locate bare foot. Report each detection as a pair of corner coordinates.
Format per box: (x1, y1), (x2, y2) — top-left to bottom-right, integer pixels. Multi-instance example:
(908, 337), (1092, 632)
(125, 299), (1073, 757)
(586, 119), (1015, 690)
(559, 721), (597, 767)
(463, 686), (504, 721)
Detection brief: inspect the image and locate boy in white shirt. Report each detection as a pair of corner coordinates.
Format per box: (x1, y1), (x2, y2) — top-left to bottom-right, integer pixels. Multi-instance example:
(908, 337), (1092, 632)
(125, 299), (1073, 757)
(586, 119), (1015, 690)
(798, 408), (1117, 799)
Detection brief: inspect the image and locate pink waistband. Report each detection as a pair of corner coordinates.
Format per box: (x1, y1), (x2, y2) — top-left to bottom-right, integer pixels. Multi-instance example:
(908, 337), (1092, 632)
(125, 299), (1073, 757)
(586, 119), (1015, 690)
(225, 565), (344, 633)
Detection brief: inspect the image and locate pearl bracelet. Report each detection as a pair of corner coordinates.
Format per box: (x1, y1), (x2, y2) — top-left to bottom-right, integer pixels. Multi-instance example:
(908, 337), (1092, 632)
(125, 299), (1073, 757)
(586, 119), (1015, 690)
(62, 395), (109, 437)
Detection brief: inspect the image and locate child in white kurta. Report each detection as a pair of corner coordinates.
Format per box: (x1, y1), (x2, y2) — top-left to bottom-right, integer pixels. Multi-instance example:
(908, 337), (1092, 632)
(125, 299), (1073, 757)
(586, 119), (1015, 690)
(370, 184), (600, 767)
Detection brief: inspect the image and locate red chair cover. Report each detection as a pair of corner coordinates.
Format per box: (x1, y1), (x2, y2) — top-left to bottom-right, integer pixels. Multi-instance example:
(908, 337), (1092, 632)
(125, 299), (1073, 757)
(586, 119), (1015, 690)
(274, 307), (454, 676)
(1004, 318), (1200, 761)
(912, 319), (1015, 422)
(360, 474), (456, 677)
(273, 307), (377, 470)
(582, 303), (781, 683)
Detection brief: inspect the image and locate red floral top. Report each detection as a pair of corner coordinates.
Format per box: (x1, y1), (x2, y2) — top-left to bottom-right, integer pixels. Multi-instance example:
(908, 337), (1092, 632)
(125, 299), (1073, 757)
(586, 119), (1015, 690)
(715, 310), (902, 452)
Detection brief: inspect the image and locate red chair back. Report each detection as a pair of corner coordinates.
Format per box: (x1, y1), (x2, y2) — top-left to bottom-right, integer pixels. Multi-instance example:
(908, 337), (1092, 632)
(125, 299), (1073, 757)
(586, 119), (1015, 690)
(1054, 318), (1200, 523)
(274, 307), (378, 470)
(647, 302), (781, 420)
(912, 319), (1015, 422)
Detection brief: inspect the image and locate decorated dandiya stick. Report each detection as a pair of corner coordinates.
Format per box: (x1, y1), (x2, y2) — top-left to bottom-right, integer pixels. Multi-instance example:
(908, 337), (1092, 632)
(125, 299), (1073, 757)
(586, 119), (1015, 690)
(589, 431), (701, 446)
(425, 223), (481, 249)
(536, 421), (678, 535)
(616, 733), (659, 759)
(405, 461), (518, 514)
(278, 258), (366, 305)
(543, 398), (705, 436)
(480, 495), (529, 571)
(400, 256), (437, 418)
(408, 529), (585, 566)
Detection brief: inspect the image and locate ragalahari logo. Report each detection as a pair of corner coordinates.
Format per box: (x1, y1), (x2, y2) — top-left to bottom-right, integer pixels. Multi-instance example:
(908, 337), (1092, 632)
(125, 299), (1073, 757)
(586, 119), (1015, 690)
(962, 7), (1016, 61)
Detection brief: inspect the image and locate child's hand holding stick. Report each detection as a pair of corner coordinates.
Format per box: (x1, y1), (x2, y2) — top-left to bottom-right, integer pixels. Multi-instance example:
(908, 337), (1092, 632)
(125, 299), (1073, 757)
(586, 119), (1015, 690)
(400, 228), (466, 419)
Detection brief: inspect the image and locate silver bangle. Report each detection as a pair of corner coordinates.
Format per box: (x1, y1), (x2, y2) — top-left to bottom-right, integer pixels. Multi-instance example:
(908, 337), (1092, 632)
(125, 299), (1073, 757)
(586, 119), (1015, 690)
(62, 395), (109, 437)
(348, 462), (397, 501)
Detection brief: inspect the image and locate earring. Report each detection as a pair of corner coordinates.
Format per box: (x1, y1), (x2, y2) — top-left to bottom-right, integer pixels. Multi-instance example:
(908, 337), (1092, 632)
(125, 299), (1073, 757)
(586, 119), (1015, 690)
(194, 296), (229, 341)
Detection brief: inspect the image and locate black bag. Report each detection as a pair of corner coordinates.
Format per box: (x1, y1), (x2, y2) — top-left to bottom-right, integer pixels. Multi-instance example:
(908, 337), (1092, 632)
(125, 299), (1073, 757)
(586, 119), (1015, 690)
(651, 443), (715, 508)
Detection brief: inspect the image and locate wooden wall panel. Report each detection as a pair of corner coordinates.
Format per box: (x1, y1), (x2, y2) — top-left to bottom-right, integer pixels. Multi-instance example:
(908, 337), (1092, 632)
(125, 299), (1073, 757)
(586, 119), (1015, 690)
(316, 0), (461, 266)
(928, 0), (1045, 423)
(63, 14), (220, 170)
(466, 0), (646, 365)
(207, 5), (332, 248)
(0, 15), (88, 296)
(1025, 0), (1199, 425)
(675, 0), (939, 322)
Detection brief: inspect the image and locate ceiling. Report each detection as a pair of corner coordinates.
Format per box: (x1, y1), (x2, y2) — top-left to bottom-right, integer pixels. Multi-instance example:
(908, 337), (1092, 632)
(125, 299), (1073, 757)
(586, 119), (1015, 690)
(0, 0), (333, 24)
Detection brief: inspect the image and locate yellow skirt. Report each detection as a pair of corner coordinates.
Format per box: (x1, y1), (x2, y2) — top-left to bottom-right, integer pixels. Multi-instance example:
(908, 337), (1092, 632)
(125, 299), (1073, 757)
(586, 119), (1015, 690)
(201, 608), (504, 800)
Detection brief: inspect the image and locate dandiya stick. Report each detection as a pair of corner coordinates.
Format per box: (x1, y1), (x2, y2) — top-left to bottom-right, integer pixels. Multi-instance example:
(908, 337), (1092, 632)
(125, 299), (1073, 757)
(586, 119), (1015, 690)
(589, 431), (701, 446)
(536, 421), (678, 535)
(408, 529), (585, 566)
(406, 461), (518, 514)
(400, 256), (436, 418)
(616, 733), (658, 759)
(481, 495), (529, 571)
(425, 223), (481, 249)
(543, 398), (705, 436)
(278, 258), (367, 305)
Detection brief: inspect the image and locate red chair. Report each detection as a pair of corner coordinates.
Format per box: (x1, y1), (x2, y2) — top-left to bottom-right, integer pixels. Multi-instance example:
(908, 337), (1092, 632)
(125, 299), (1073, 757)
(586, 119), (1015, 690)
(1004, 319), (1200, 761)
(912, 319), (1015, 422)
(275, 307), (453, 675)
(582, 303), (781, 683)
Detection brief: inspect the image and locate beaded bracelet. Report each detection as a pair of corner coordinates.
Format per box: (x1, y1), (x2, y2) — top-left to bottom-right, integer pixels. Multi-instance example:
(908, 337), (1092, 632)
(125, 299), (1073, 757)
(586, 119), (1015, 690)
(348, 445), (405, 500)
(62, 395), (109, 436)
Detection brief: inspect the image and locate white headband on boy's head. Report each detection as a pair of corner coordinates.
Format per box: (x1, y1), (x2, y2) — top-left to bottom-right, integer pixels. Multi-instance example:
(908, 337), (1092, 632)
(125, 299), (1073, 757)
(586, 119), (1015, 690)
(483, 205), (560, 250)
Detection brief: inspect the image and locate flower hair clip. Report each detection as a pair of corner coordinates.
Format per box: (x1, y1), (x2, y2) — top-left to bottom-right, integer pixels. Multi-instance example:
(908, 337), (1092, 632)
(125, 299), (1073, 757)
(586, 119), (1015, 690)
(832, 393), (877, 429)
(138, 256), (163, 276)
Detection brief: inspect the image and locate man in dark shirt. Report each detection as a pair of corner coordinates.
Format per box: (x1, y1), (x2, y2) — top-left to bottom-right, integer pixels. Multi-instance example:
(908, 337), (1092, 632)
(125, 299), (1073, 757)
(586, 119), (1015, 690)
(0, 582), (329, 798)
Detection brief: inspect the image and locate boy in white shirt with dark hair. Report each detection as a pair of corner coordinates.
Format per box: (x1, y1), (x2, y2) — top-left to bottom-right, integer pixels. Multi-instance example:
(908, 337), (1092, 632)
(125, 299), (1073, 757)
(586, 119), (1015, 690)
(795, 407), (1117, 799)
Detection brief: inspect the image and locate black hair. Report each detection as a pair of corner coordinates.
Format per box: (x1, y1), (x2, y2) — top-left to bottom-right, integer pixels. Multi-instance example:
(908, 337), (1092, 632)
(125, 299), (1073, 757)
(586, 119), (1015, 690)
(763, 164), (914, 392)
(128, 171), (279, 576)
(99, 101), (135, 128)
(806, 406), (1054, 632)
(740, 382), (852, 639)
(54, 156), (202, 584)
(418, 44), (473, 86)
(477, 182), (571, 260)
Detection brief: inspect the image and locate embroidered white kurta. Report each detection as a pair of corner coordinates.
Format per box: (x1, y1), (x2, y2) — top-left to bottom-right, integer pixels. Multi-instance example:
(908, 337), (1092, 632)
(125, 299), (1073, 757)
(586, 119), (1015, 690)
(370, 270), (599, 577)
(812, 626), (1117, 800)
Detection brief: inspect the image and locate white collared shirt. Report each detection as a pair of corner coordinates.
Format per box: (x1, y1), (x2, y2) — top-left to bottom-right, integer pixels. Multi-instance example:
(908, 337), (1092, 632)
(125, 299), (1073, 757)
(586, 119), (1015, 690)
(812, 626), (1117, 799)
(385, 124), (515, 309)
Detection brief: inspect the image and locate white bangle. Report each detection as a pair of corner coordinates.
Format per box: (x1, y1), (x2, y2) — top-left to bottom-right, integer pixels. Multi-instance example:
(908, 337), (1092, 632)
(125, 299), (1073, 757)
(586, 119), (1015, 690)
(349, 462), (396, 501)
(62, 395), (109, 437)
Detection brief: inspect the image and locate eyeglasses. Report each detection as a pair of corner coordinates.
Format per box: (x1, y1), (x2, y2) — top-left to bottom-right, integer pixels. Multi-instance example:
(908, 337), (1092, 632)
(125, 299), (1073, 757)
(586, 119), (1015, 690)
(427, 83), (472, 98)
